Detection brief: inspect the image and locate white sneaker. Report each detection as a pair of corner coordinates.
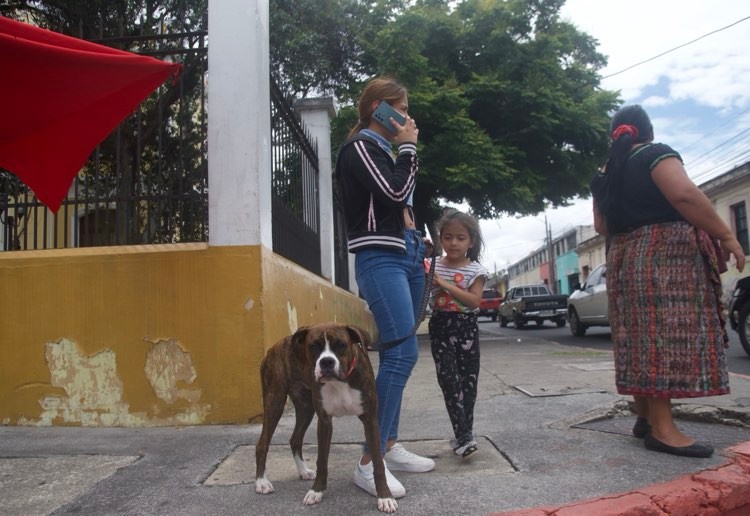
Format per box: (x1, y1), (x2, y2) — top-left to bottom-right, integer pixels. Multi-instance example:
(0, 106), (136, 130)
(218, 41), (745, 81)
(353, 458), (406, 498)
(384, 443), (436, 472)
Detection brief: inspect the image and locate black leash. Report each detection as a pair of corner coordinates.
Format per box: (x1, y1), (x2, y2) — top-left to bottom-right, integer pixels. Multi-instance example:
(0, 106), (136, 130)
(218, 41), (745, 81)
(378, 254), (437, 351)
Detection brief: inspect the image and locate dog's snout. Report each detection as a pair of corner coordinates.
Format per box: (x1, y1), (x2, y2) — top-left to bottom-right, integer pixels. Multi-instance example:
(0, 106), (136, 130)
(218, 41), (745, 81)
(319, 357), (336, 370)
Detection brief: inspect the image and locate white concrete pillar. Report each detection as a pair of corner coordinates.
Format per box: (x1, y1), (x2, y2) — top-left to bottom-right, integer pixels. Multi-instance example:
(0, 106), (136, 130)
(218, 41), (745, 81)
(295, 98), (336, 282)
(207, 0), (271, 247)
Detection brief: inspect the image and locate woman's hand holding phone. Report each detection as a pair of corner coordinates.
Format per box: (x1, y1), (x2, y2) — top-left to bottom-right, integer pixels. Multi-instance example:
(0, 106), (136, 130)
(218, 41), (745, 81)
(393, 115), (418, 145)
(372, 101), (418, 144)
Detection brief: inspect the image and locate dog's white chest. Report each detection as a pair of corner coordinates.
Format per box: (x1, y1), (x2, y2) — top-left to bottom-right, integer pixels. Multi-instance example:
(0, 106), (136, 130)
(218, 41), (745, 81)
(320, 382), (364, 417)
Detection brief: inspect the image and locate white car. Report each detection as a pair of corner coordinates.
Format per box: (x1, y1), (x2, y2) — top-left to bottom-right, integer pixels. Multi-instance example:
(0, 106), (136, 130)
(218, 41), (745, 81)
(567, 263), (609, 336)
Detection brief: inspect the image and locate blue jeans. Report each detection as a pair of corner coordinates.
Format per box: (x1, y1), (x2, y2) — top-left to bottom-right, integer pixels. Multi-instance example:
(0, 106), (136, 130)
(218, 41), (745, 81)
(356, 229), (425, 455)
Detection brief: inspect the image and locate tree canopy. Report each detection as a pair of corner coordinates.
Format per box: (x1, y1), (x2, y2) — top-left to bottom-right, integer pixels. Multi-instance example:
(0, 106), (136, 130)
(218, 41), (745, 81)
(325, 0), (621, 231)
(3, 0), (622, 240)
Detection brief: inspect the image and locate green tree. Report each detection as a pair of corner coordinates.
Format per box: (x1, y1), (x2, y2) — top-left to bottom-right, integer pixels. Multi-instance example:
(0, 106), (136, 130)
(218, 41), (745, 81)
(4, 0), (621, 247)
(269, 0), (406, 101)
(364, 0), (620, 234)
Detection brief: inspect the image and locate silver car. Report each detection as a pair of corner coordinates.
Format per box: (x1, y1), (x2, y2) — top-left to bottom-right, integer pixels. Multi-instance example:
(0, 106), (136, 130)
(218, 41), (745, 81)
(567, 263), (609, 336)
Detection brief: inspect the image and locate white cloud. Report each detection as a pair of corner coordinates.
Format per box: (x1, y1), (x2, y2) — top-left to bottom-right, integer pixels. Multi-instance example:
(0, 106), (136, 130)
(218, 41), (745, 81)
(480, 199), (594, 270)
(562, 1), (750, 112)
(479, 1), (750, 270)
(641, 96), (670, 107)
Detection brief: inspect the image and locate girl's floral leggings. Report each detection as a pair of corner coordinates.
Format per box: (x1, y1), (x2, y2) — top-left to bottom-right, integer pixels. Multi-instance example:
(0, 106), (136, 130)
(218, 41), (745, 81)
(428, 311), (480, 447)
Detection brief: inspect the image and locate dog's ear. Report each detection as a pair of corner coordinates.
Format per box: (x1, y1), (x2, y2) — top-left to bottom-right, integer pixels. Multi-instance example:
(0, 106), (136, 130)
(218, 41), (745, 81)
(292, 326), (310, 345)
(346, 326), (371, 350)
(291, 326), (310, 362)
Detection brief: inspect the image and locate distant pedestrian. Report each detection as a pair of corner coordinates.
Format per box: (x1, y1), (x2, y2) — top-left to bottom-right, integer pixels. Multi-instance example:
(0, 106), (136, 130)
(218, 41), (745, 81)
(591, 104), (746, 458)
(428, 208), (487, 458)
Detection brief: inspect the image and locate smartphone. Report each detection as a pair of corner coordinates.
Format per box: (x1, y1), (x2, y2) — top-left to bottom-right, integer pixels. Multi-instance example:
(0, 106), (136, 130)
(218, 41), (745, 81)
(372, 101), (407, 134)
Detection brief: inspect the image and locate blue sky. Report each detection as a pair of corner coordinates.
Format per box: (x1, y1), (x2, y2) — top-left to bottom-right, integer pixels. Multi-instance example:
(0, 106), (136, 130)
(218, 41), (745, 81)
(480, 0), (750, 271)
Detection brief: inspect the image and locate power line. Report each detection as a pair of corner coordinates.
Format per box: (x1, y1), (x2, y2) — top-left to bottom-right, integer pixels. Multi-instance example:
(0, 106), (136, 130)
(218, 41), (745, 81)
(681, 105), (750, 153)
(493, 11), (750, 263)
(686, 130), (750, 182)
(602, 15), (750, 79)
(688, 127), (750, 167)
(691, 144), (750, 184)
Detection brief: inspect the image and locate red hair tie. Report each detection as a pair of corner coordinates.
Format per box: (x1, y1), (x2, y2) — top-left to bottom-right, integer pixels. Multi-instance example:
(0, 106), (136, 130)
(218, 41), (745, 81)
(612, 124), (639, 140)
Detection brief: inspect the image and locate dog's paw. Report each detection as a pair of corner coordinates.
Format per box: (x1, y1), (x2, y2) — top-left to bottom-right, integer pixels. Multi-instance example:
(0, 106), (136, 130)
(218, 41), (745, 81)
(298, 466), (316, 480)
(302, 489), (323, 506)
(294, 455), (316, 480)
(377, 497), (398, 513)
(255, 477), (274, 494)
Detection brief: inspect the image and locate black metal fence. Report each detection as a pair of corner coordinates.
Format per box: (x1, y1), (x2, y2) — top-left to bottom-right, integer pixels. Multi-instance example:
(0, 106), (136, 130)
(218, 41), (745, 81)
(0, 22), (351, 287)
(1, 29), (209, 250)
(270, 80), (321, 275)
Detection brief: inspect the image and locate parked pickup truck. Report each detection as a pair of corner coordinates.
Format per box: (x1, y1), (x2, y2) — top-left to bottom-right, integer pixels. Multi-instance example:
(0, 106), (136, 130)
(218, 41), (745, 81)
(498, 284), (568, 329)
(478, 288), (502, 321)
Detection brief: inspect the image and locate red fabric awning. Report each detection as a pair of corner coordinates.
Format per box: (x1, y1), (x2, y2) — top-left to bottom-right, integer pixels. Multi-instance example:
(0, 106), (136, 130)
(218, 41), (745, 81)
(0, 16), (182, 213)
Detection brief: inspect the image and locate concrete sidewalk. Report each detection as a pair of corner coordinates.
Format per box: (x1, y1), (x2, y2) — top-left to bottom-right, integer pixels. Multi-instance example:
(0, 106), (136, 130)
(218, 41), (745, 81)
(2, 325), (750, 515)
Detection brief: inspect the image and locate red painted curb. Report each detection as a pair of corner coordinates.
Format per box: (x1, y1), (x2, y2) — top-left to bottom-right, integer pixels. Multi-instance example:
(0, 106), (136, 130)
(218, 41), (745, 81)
(492, 442), (750, 516)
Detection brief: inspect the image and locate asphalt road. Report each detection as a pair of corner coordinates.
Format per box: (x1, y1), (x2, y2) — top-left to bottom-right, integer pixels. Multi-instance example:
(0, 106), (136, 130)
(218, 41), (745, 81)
(477, 317), (750, 376)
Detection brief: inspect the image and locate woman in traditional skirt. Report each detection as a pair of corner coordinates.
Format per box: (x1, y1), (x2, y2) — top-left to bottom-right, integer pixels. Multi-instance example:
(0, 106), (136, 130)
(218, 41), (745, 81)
(591, 105), (745, 458)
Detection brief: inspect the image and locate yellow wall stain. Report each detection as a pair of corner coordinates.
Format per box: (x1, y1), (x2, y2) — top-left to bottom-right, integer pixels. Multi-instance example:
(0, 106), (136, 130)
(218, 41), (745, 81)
(0, 244), (376, 426)
(144, 337), (203, 405)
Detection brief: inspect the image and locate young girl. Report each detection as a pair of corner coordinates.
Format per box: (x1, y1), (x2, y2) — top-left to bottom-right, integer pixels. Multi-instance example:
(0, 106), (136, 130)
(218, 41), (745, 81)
(428, 208), (487, 458)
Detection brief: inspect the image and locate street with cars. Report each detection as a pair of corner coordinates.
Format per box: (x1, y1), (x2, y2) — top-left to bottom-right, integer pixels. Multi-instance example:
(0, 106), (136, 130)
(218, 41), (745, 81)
(477, 317), (750, 377)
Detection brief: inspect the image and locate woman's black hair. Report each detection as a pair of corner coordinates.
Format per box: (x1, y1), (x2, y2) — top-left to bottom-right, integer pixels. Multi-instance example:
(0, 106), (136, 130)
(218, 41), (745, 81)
(597, 105), (654, 224)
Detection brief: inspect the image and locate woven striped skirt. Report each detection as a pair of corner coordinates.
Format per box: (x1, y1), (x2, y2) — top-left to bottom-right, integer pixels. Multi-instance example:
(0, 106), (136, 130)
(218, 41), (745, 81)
(607, 221), (729, 398)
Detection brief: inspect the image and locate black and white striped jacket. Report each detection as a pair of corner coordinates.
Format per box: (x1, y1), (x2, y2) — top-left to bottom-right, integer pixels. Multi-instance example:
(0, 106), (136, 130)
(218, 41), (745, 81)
(334, 133), (418, 253)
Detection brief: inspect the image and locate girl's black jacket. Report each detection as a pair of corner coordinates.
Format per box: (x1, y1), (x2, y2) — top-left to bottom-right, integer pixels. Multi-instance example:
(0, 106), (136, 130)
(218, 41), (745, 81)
(334, 134), (418, 253)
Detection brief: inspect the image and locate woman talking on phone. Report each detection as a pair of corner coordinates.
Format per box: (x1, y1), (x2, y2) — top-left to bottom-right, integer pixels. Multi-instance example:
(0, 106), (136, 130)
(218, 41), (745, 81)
(335, 76), (435, 499)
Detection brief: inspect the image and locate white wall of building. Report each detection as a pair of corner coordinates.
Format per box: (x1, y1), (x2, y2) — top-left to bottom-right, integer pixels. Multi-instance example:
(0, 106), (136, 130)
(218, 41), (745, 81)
(702, 164), (750, 295)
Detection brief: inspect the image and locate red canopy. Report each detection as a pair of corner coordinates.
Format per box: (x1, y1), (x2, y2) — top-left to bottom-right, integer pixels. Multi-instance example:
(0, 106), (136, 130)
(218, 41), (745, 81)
(0, 16), (182, 213)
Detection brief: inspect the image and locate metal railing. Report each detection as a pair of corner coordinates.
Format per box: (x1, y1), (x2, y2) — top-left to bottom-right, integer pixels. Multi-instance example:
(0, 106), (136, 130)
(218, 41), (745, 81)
(270, 81), (321, 275)
(0, 22), (349, 287)
(1, 29), (209, 250)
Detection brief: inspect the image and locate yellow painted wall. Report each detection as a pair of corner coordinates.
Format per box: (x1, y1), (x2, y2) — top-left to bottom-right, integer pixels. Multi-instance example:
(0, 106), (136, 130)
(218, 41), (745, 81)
(0, 244), (375, 426)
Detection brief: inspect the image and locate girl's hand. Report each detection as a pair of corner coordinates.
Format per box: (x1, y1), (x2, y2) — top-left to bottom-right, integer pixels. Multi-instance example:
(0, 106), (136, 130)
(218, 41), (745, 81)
(393, 115), (418, 145)
(434, 275), (450, 290)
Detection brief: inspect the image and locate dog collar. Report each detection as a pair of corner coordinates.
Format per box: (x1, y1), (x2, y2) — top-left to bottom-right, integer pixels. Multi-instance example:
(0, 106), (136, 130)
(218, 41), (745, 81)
(342, 353), (357, 379)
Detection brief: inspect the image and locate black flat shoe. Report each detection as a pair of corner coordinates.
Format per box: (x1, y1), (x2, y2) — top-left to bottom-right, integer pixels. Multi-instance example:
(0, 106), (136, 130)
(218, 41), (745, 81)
(644, 434), (714, 458)
(460, 444), (478, 458)
(632, 417), (651, 439)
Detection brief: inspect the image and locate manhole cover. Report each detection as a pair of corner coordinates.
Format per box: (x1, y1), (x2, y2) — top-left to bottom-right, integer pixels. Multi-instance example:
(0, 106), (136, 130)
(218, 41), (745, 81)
(573, 415), (750, 449)
(513, 384), (606, 397)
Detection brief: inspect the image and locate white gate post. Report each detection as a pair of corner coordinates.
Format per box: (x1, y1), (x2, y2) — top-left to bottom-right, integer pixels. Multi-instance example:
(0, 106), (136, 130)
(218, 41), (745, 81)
(295, 98), (336, 282)
(207, 0), (271, 247)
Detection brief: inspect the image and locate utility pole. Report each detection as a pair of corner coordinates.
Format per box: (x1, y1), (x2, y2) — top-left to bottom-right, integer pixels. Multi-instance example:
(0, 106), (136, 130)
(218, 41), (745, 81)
(546, 214), (557, 293)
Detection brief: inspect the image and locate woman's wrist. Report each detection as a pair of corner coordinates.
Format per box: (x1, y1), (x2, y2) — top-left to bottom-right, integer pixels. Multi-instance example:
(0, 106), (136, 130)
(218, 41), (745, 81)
(397, 141), (417, 151)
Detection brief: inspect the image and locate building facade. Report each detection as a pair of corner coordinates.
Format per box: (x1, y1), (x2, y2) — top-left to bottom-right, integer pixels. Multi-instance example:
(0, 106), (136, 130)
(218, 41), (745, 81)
(507, 160), (750, 297)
